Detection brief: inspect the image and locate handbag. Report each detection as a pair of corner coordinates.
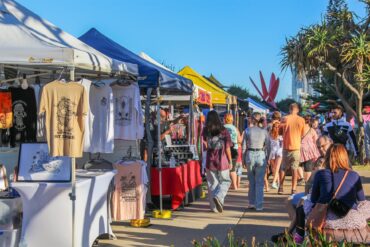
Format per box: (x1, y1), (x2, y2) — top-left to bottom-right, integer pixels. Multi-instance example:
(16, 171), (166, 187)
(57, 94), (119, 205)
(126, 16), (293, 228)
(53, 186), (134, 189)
(306, 170), (349, 231)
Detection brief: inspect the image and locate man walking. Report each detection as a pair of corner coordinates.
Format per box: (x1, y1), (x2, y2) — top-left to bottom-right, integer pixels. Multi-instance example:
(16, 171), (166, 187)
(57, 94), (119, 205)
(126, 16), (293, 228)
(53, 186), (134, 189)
(323, 105), (358, 156)
(278, 103), (305, 195)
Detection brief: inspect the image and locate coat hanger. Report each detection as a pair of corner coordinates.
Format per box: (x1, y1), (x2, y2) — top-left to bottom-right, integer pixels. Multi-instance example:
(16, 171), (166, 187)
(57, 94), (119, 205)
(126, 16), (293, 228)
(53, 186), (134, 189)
(92, 74), (106, 88)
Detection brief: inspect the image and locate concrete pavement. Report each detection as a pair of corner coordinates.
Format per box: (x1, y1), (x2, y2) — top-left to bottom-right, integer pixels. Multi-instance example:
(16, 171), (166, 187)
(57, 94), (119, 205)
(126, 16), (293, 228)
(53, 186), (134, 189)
(99, 168), (370, 247)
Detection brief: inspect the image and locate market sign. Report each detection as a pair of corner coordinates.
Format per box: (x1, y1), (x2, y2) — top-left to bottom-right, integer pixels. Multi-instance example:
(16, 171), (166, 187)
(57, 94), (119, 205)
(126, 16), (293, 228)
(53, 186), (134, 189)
(197, 89), (211, 105)
(29, 57), (54, 63)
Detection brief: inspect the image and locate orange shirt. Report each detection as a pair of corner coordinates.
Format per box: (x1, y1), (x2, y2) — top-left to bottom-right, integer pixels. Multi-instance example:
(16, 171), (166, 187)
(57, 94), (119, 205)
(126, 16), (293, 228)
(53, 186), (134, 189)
(280, 114), (305, 151)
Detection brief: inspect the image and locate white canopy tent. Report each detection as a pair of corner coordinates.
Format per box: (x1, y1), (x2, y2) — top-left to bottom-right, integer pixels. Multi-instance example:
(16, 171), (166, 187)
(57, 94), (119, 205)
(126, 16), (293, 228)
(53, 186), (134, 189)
(0, 0), (138, 75)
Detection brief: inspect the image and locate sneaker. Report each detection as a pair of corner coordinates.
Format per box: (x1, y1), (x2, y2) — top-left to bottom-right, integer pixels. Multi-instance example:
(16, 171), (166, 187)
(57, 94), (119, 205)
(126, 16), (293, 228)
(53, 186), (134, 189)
(247, 204), (255, 209)
(213, 197), (223, 213)
(278, 187), (284, 195)
(256, 207), (263, 211)
(271, 182), (279, 189)
(297, 179), (305, 186)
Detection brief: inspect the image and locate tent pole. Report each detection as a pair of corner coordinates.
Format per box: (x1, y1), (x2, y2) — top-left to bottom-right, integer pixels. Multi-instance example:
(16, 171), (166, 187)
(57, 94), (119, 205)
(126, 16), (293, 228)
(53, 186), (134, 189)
(69, 66), (76, 247)
(189, 92), (193, 145)
(145, 88), (153, 204)
(156, 87), (163, 213)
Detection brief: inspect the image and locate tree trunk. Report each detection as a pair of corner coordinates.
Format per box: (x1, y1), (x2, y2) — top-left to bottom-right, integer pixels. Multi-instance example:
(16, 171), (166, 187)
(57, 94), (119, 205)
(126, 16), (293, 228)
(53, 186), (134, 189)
(355, 94), (365, 164)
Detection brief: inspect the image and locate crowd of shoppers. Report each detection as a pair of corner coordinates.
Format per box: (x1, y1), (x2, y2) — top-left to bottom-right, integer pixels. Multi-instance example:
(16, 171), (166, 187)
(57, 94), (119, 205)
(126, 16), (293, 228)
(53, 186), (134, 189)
(202, 103), (369, 244)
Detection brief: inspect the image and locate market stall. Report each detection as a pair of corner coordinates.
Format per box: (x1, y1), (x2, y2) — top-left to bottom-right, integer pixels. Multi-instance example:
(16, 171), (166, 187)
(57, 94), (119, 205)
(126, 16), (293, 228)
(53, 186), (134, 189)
(0, 1), (140, 246)
(178, 66), (232, 112)
(79, 29), (201, 214)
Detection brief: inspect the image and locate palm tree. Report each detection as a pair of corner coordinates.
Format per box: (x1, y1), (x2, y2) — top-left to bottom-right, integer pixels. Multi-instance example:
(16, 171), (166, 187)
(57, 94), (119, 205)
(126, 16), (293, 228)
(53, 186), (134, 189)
(281, 0), (370, 162)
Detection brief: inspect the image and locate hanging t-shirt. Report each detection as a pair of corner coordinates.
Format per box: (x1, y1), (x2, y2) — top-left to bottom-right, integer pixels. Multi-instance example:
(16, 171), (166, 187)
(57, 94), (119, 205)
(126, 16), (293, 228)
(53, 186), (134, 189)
(78, 79), (93, 152)
(9, 87), (37, 147)
(112, 161), (147, 220)
(0, 90), (13, 129)
(33, 84), (47, 142)
(31, 84), (42, 110)
(86, 83), (114, 153)
(111, 83), (144, 140)
(39, 81), (87, 157)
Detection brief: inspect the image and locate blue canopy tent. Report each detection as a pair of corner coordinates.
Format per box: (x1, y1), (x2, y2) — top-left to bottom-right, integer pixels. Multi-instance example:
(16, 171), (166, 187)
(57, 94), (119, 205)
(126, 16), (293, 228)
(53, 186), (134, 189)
(79, 28), (193, 94)
(246, 97), (270, 114)
(79, 28), (194, 216)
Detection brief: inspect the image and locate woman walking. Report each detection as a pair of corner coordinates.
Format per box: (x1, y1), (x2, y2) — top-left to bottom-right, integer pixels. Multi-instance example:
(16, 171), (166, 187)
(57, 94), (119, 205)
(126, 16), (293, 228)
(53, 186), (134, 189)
(224, 113), (242, 190)
(268, 121), (283, 189)
(242, 112), (269, 211)
(203, 111), (232, 213)
(300, 115), (320, 182)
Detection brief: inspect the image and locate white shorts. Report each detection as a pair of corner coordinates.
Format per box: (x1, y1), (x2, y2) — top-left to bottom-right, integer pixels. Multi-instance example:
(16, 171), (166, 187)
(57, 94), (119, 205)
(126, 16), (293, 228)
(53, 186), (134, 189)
(269, 148), (282, 160)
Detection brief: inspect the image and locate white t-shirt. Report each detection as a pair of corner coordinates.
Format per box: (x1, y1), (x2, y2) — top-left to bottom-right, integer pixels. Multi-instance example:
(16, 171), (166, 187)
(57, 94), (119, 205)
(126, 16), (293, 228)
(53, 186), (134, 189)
(87, 82), (114, 153)
(79, 79), (93, 152)
(112, 83), (144, 140)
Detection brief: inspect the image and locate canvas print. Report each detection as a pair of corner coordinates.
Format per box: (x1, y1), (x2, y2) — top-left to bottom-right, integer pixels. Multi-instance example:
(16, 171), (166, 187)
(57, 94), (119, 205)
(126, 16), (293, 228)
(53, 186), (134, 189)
(17, 143), (71, 182)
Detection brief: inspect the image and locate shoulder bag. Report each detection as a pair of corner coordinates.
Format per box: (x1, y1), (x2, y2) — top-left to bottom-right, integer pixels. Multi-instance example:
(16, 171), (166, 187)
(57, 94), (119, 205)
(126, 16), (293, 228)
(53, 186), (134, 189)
(306, 170), (349, 232)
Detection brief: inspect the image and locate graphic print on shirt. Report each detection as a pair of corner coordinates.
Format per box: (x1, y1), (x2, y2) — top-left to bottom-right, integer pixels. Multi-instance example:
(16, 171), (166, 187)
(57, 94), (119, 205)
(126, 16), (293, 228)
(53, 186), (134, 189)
(100, 97), (107, 107)
(208, 135), (224, 150)
(55, 97), (76, 139)
(114, 96), (132, 126)
(0, 96), (12, 128)
(29, 150), (62, 174)
(120, 172), (137, 202)
(12, 100), (27, 131)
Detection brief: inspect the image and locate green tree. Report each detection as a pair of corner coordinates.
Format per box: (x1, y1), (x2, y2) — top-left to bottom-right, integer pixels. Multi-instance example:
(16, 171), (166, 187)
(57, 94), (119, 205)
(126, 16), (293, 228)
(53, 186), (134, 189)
(276, 98), (300, 113)
(281, 0), (370, 162)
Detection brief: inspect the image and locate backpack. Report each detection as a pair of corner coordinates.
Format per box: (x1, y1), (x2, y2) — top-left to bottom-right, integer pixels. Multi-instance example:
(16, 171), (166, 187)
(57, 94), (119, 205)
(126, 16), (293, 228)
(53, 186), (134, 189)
(332, 122), (349, 145)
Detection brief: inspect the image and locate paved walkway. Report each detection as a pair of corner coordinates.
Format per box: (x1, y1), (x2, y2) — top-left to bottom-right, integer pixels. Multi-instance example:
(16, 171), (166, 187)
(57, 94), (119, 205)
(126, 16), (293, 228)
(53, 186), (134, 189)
(100, 169), (370, 247)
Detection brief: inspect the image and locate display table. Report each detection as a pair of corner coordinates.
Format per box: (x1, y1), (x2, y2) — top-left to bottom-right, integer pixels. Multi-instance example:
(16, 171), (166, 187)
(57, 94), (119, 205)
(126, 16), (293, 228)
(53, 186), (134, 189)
(151, 160), (202, 210)
(12, 170), (115, 247)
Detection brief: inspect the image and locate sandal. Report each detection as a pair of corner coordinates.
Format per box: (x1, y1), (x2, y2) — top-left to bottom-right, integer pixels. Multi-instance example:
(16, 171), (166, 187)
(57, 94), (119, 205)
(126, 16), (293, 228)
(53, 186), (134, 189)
(291, 189), (297, 195)
(278, 187), (284, 195)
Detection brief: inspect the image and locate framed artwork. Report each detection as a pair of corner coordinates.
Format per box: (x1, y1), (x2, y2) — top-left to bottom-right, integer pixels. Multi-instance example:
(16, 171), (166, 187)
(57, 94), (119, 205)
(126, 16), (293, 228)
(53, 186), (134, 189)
(17, 143), (71, 182)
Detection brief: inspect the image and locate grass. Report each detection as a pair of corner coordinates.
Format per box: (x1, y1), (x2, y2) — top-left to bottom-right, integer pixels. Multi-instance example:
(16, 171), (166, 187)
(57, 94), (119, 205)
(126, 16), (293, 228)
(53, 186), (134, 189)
(353, 165), (370, 171)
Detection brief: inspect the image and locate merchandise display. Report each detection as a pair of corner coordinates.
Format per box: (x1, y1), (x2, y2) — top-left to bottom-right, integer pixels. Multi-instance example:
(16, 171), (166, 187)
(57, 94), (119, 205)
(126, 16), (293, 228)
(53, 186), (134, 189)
(86, 81), (114, 153)
(17, 143), (71, 182)
(112, 160), (148, 220)
(9, 86), (37, 147)
(0, 90), (13, 129)
(112, 82), (144, 141)
(39, 80), (88, 157)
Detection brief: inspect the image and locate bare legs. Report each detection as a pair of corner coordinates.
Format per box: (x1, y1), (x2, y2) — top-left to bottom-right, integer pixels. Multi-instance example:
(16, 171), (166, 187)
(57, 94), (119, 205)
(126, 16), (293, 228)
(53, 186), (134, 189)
(279, 168), (298, 194)
(271, 157), (282, 186)
(230, 171), (238, 190)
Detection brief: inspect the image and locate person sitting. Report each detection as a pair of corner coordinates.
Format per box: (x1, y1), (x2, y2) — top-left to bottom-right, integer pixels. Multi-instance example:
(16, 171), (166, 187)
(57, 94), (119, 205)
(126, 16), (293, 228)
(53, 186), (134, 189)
(271, 135), (332, 243)
(294, 144), (369, 244)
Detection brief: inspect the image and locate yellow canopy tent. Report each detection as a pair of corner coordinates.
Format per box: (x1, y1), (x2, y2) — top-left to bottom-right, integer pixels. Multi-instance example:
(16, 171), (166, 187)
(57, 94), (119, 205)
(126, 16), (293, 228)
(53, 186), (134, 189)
(178, 66), (231, 105)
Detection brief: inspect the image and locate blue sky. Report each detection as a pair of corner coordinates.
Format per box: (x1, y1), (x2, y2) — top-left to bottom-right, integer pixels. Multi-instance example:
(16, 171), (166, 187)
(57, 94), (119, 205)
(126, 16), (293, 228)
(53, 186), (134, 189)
(17, 0), (367, 100)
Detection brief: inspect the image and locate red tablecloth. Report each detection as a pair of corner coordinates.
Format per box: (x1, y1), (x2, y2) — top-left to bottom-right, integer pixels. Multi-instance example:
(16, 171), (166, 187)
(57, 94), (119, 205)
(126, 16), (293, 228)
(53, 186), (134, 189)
(151, 160), (202, 210)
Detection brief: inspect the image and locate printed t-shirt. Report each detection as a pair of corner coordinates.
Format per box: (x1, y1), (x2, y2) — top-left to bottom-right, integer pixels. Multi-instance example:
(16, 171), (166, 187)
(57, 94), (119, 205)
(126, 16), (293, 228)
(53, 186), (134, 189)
(39, 81), (87, 157)
(87, 83), (114, 153)
(112, 162), (146, 220)
(224, 124), (238, 149)
(112, 83), (144, 140)
(0, 91), (13, 129)
(280, 114), (305, 151)
(9, 87), (37, 146)
(78, 79), (93, 152)
(203, 128), (232, 171)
